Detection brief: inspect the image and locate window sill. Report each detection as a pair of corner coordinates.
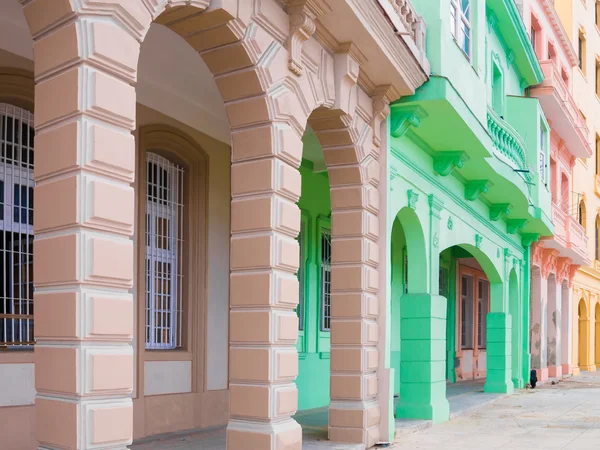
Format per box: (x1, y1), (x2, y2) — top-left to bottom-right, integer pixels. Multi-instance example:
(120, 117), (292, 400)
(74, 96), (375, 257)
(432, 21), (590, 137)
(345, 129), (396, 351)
(144, 350), (193, 361)
(452, 38), (472, 66)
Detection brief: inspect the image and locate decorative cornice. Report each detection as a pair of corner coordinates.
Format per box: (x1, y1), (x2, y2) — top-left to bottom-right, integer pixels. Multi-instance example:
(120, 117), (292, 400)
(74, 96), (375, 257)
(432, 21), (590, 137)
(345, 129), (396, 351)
(507, 218), (528, 234)
(432, 151), (469, 177)
(541, 248), (559, 278)
(489, 203), (511, 222)
(464, 180), (490, 201)
(390, 105), (428, 138)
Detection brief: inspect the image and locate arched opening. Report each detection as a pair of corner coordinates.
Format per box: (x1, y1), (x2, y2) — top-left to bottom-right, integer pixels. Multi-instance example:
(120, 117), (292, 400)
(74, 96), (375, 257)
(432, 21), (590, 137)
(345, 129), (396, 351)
(595, 303), (600, 367)
(546, 274), (559, 375)
(443, 245), (501, 386)
(578, 299), (589, 371)
(390, 207), (428, 398)
(294, 127), (332, 430)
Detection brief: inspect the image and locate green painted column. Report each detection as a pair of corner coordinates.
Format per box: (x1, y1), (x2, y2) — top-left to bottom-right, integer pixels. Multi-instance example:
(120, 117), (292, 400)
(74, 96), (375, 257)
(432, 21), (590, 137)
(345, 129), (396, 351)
(396, 293), (450, 423)
(484, 312), (514, 394)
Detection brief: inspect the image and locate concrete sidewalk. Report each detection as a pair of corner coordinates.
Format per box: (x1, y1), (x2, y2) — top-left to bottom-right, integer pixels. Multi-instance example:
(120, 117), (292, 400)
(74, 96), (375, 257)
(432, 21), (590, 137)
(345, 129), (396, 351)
(390, 372), (600, 449)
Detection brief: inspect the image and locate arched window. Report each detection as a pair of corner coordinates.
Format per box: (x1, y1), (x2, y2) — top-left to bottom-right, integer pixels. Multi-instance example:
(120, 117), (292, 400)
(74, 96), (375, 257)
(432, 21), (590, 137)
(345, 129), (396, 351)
(0, 103), (34, 347)
(451, 0), (472, 59)
(145, 152), (184, 350)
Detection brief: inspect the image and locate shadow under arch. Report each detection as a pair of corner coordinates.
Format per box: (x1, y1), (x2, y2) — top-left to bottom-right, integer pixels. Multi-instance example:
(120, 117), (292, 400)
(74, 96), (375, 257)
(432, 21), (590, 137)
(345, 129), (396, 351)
(393, 206), (428, 294)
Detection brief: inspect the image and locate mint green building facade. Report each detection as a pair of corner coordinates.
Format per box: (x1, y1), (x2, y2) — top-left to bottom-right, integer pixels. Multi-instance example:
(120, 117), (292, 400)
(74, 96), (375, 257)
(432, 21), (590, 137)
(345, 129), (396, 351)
(291, 0), (556, 442)
(386, 0), (553, 427)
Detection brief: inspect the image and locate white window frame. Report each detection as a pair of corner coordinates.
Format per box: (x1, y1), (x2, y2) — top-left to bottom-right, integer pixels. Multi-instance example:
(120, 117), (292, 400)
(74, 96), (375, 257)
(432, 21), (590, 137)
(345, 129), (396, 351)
(145, 152), (184, 350)
(0, 103), (35, 347)
(451, 0), (472, 60)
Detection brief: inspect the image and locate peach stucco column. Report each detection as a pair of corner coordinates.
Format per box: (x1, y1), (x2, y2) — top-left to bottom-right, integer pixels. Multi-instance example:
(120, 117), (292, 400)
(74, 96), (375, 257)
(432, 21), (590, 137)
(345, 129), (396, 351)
(25, 1), (140, 448)
(310, 105), (382, 446)
(228, 122), (303, 448)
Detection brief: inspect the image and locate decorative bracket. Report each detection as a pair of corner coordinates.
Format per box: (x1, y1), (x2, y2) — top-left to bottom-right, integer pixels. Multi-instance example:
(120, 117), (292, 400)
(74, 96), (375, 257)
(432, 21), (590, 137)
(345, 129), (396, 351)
(489, 203), (511, 221)
(286, 0), (330, 76)
(432, 151), (469, 176)
(372, 85), (392, 147)
(507, 218), (528, 234)
(475, 234), (483, 249)
(464, 180), (490, 201)
(428, 194), (444, 218)
(521, 233), (539, 247)
(390, 105), (428, 138)
(407, 189), (419, 209)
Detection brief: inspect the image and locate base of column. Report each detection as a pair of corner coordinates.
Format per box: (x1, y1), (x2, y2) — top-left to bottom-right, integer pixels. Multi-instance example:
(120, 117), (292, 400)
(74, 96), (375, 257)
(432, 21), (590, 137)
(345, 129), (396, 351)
(512, 378), (525, 389)
(572, 367), (581, 376)
(535, 367), (549, 382)
(548, 366), (563, 378)
(561, 363), (573, 376)
(329, 402), (379, 447)
(395, 395), (450, 424)
(579, 364), (597, 372)
(484, 378), (514, 394)
(226, 419), (301, 450)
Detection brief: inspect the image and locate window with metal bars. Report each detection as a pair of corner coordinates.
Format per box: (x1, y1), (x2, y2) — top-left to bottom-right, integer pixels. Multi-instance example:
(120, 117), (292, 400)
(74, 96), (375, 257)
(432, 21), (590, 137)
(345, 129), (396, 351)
(0, 103), (35, 347)
(145, 152), (184, 350)
(320, 228), (331, 332)
(297, 220), (305, 331)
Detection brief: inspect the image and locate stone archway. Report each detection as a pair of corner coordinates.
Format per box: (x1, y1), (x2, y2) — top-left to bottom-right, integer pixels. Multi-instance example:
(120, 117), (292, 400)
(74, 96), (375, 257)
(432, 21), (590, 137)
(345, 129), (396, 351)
(23, 1), (388, 448)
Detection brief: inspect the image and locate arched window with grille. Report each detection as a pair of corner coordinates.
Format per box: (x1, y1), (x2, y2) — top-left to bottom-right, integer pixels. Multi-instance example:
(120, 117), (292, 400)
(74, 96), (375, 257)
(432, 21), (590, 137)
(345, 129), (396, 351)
(145, 152), (184, 350)
(0, 103), (34, 347)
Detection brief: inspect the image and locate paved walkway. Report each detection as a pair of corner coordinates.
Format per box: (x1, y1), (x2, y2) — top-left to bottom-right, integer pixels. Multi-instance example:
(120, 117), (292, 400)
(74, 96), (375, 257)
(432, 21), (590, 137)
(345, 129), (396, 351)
(131, 373), (600, 449)
(391, 372), (600, 449)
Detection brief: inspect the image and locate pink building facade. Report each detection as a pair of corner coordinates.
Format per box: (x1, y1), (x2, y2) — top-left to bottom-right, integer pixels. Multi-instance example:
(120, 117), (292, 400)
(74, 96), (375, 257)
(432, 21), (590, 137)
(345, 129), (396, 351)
(523, 0), (592, 382)
(0, 1), (431, 449)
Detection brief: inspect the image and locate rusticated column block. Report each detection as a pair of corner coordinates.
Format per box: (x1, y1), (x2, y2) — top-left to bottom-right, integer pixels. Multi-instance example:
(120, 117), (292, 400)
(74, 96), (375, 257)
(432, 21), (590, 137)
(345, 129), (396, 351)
(485, 313), (515, 394)
(31, 11), (137, 450)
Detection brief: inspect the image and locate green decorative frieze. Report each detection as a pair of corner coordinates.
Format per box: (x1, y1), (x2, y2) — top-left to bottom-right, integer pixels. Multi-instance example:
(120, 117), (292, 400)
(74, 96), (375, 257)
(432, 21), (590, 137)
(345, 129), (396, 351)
(489, 203), (511, 221)
(432, 151), (469, 176)
(507, 218), (528, 234)
(464, 180), (490, 201)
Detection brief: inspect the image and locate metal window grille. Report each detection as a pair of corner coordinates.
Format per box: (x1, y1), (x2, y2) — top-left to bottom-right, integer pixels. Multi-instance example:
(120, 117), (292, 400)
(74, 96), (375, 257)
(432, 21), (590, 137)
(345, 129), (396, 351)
(0, 103), (35, 347)
(145, 152), (184, 350)
(320, 228), (331, 332)
(297, 223), (305, 331)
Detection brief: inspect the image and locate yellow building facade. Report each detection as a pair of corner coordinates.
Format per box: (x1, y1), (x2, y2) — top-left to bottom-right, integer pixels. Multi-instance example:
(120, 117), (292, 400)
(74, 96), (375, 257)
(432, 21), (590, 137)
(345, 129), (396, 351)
(555, 0), (600, 374)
